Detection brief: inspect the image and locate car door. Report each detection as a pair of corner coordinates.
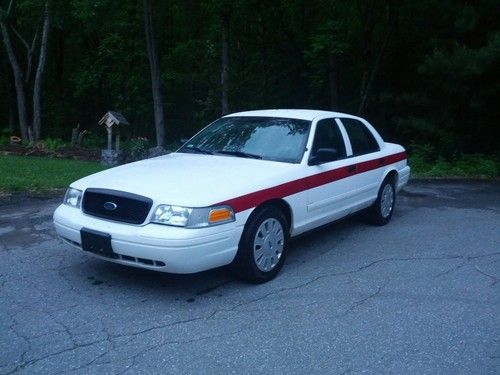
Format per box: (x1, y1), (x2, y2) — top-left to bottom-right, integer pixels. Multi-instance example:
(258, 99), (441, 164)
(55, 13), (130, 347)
(304, 118), (356, 231)
(337, 117), (385, 211)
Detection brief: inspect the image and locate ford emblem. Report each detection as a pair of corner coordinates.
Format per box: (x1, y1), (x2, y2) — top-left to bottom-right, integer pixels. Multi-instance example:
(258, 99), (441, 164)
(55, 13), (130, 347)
(103, 201), (118, 211)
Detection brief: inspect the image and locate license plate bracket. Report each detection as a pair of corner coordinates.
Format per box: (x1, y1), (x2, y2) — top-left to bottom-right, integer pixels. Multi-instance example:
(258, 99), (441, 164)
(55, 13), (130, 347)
(80, 228), (116, 258)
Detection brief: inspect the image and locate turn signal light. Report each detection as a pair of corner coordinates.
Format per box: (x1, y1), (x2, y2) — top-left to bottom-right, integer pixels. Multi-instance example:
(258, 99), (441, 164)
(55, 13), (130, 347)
(208, 208), (234, 224)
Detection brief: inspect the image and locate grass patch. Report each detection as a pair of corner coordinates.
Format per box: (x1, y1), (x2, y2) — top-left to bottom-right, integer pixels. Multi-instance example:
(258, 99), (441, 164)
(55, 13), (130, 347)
(408, 152), (499, 178)
(0, 155), (107, 193)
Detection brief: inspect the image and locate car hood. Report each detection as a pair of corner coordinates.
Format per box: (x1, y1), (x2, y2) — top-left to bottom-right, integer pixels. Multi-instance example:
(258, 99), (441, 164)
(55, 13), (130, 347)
(71, 153), (298, 207)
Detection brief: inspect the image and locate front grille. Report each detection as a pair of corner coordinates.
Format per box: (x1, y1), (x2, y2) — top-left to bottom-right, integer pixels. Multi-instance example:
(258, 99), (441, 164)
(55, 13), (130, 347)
(82, 188), (153, 224)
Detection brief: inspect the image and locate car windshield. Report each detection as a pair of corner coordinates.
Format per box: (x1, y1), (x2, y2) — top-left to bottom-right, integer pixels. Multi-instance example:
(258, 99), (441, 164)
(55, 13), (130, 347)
(178, 116), (311, 163)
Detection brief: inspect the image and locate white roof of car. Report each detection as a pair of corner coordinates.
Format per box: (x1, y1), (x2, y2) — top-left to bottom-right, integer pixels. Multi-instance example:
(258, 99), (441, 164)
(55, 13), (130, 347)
(225, 109), (360, 121)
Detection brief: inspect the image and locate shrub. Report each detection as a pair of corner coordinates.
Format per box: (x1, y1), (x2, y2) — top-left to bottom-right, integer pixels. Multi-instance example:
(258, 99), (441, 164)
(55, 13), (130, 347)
(408, 146), (499, 178)
(82, 131), (105, 150)
(123, 137), (150, 160)
(41, 138), (66, 150)
(0, 135), (9, 146)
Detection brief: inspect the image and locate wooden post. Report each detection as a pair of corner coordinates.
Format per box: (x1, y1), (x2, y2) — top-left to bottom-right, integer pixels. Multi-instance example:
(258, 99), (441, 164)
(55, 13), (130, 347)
(106, 126), (112, 150)
(115, 130), (120, 151)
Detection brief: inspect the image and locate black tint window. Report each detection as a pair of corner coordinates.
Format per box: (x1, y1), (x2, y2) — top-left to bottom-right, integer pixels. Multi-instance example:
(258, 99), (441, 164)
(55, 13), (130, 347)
(342, 118), (380, 156)
(311, 119), (346, 159)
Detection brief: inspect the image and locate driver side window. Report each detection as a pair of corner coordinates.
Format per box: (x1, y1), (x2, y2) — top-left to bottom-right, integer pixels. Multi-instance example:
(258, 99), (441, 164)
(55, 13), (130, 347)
(311, 119), (346, 159)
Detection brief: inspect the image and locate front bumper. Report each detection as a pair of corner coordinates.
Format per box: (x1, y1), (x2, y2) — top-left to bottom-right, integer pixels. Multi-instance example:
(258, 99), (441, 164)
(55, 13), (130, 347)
(53, 204), (244, 273)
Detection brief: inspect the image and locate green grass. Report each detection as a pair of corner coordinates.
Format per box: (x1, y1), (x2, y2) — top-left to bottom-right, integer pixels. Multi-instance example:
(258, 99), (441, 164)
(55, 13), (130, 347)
(408, 153), (499, 178)
(0, 151), (497, 196)
(0, 155), (107, 193)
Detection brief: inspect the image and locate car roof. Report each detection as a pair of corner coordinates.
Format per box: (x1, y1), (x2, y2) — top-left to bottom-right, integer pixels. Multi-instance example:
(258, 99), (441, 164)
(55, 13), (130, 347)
(224, 109), (361, 122)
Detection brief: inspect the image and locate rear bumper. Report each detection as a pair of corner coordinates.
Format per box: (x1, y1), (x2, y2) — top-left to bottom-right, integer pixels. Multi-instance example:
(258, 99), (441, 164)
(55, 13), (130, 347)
(53, 204), (243, 273)
(397, 166), (411, 191)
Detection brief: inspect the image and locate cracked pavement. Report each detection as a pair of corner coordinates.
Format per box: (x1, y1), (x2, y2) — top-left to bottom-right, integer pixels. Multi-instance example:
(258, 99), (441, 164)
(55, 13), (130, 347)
(0, 180), (499, 374)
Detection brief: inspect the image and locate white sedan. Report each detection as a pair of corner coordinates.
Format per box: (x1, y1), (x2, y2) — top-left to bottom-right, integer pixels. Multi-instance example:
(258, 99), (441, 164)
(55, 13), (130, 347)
(54, 109), (410, 283)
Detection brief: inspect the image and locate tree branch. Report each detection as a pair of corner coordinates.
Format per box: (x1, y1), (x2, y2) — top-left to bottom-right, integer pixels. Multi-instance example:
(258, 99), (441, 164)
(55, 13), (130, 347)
(11, 25), (28, 51)
(0, 0), (14, 19)
(11, 25), (37, 83)
(27, 29), (38, 82)
(7, 0), (14, 16)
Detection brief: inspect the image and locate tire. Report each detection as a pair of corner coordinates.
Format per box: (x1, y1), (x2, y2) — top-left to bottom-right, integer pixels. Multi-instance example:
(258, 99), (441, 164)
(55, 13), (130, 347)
(230, 206), (289, 283)
(366, 177), (396, 226)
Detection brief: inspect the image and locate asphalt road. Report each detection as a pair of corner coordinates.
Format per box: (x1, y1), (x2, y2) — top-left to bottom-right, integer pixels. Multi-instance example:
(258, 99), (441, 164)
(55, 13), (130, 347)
(1, 181), (499, 374)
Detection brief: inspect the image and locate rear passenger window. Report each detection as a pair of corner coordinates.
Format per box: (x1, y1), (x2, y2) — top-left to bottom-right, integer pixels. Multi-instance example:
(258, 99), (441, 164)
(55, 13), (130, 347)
(311, 119), (346, 159)
(341, 118), (380, 156)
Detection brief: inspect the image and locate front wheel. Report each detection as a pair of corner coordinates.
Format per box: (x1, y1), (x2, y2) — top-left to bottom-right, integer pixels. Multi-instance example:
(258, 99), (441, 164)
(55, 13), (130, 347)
(230, 206), (289, 283)
(366, 178), (396, 226)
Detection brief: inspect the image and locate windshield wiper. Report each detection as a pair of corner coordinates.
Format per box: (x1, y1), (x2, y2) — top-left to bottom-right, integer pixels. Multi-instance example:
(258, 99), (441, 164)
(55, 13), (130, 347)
(182, 146), (213, 155)
(215, 150), (262, 159)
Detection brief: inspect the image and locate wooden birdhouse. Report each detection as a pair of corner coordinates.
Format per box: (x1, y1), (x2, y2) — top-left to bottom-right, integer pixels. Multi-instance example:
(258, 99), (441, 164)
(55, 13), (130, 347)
(98, 111), (130, 166)
(98, 111), (130, 151)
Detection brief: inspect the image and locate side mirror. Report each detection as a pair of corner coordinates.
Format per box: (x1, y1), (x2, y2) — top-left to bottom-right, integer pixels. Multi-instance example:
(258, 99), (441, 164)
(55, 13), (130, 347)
(308, 148), (338, 165)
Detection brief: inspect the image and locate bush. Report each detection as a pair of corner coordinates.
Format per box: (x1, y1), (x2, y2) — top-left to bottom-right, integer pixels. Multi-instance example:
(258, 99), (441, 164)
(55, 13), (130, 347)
(41, 138), (66, 150)
(408, 147), (499, 178)
(82, 131), (105, 150)
(0, 135), (9, 146)
(122, 137), (150, 161)
(0, 128), (12, 145)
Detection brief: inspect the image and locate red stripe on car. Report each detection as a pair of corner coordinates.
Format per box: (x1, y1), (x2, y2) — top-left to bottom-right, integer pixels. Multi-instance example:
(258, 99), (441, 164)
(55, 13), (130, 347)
(217, 151), (407, 213)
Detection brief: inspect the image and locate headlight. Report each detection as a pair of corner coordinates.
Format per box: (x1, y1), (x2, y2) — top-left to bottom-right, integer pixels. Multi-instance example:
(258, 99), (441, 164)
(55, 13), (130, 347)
(64, 187), (82, 208)
(151, 205), (235, 228)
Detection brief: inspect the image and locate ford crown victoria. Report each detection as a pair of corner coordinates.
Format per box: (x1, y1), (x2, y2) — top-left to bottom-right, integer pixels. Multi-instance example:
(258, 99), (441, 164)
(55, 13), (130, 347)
(53, 109), (410, 283)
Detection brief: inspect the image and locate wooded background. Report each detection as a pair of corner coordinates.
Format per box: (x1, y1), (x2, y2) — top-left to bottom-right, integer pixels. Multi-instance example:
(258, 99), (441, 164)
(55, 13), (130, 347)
(1, 0), (499, 157)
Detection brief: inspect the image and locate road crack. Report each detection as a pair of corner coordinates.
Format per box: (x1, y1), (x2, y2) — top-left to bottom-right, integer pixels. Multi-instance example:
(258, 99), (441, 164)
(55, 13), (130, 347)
(474, 266), (499, 286)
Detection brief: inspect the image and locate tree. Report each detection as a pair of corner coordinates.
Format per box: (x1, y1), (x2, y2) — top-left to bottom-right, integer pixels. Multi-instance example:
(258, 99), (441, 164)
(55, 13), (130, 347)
(0, 0), (29, 140)
(203, 0), (237, 115)
(0, 0), (498, 159)
(143, 0), (166, 149)
(0, 0), (50, 142)
(32, 1), (50, 141)
(220, 9), (229, 115)
(357, 0), (398, 115)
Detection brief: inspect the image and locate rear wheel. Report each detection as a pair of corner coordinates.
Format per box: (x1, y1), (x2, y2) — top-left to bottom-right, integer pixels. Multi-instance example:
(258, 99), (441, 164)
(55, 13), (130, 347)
(231, 206), (289, 283)
(366, 178), (396, 226)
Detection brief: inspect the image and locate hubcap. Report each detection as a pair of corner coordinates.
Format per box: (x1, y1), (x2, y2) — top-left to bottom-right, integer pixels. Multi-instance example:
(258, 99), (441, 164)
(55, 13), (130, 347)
(253, 218), (284, 272)
(380, 184), (394, 218)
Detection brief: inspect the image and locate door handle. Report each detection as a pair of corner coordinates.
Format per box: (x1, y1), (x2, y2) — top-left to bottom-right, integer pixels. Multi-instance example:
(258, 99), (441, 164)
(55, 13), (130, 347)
(379, 157), (386, 165)
(347, 164), (357, 173)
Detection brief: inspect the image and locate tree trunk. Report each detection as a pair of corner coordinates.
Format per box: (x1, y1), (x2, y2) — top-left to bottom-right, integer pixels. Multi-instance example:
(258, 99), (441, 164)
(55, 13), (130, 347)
(32, 2), (50, 142)
(8, 104), (15, 132)
(329, 52), (339, 111)
(0, 20), (29, 140)
(220, 12), (230, 115)
(6, 65), (15, 132)
(143, 0), (166, 148)
(358, 0), (397, 115)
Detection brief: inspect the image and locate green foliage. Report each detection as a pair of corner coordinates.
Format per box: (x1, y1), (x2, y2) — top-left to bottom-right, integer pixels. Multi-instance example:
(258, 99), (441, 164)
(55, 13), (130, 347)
(41, 138), (66, 150)
(0, 136), (9, 145)
(0, 0), (499, 161)
(409, 150), (499, 178)
(0, 155), (107, 193)
(122, 137), (150, 161)
(82, 132), (105, 150)
(0, 128), (11, 145)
